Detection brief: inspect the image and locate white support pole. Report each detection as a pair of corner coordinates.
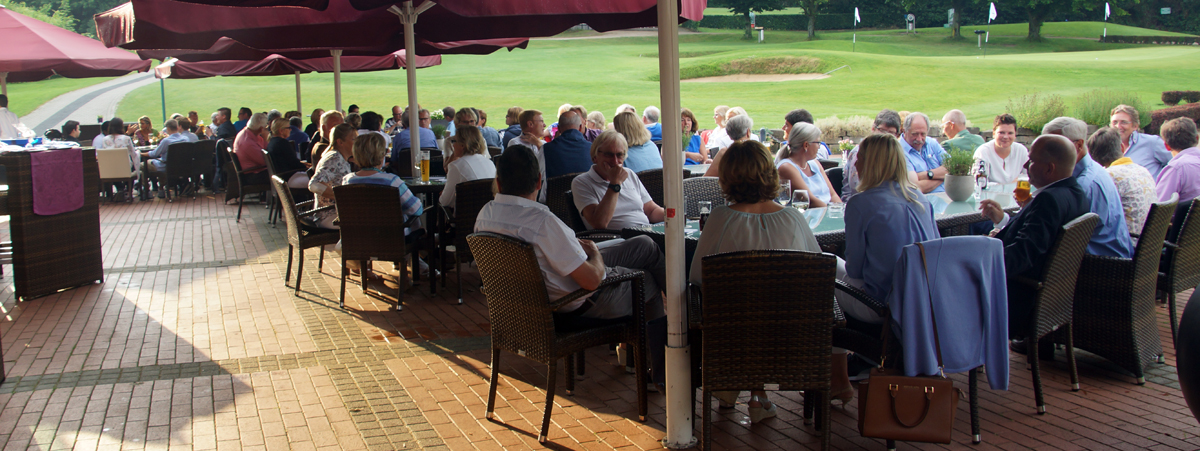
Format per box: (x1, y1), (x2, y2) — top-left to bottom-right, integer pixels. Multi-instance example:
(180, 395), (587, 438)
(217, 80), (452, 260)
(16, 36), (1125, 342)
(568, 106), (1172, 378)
(657, 0), (695, 448)
(295, 71), (303, 113)
(390, 0), (434, 170)
(331, 50), (343, 112)
(0, 72), (7, 97)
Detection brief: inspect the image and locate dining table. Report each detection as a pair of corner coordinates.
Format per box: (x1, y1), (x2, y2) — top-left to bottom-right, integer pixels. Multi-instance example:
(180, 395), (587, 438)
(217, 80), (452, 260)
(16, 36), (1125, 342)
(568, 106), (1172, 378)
(402, 176), (446, 294)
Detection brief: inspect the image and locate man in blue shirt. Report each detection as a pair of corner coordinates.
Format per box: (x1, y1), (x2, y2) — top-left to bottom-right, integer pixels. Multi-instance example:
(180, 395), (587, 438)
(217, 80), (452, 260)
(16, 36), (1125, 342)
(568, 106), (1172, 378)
(900, 112), (948, 194)
(141, 119), (190, 198)
(1110, 104), (1172, 178)
(391, 108), (437, 149)
(643, 106), (662, 142)
(543, 111), (593, 178)
(232, 107), (251, 133)
(1043, 116), (1134, 258)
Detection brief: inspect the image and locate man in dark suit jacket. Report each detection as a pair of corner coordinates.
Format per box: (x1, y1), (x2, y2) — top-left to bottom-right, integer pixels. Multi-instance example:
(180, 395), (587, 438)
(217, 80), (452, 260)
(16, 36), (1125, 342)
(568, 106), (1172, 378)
(980, 135), (1090, 334)
(543, 111), (593, 178)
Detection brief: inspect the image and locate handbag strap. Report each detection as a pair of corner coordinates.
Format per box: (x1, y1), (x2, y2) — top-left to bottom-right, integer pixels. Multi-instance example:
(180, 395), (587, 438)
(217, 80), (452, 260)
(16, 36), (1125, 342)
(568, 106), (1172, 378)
(917, 242), (946, 375)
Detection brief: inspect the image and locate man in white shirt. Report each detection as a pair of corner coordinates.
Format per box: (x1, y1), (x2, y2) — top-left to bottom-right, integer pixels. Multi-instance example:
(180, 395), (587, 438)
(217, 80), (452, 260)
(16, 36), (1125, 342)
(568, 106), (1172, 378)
(0, 95), (31, 140)
(507, 109), (548, 202)
(571, 130), (666, 230)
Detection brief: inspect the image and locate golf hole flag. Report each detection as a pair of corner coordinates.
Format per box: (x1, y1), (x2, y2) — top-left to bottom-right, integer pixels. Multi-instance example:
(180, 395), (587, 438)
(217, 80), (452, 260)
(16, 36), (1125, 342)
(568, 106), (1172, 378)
(853, 7), (860, 43)
(987, 2), (997, 42)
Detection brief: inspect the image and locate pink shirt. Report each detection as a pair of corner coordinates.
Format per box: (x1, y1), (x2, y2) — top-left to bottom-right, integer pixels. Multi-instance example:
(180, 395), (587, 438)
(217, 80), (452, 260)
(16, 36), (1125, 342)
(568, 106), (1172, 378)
(234, 128), (267, 173)
(1156, 147), (1200, 204)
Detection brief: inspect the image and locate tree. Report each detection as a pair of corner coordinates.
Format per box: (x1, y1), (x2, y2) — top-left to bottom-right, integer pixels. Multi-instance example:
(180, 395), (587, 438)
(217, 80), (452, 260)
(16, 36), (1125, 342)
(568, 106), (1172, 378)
(1007, 0), (1137, 41)
(797, 0), (828, 40)
(723, 0), (790, 39)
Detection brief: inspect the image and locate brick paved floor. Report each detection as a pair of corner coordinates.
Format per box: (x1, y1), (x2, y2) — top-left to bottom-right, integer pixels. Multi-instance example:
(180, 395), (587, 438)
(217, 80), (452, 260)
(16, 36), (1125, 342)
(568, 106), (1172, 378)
(0, 194), (1197, 450)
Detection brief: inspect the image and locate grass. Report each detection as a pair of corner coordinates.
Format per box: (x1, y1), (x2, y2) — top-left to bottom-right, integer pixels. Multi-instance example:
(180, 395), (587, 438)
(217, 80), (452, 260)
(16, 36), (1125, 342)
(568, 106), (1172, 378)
(5, 76), (119, 117)
(99, 22), (1198, 129)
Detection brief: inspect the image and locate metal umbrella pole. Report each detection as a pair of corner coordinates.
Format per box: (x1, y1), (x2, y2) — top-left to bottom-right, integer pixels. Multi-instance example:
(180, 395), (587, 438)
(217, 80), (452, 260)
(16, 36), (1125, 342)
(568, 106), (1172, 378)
(331, 49), (342, 112)
(390, 0), (435, 171)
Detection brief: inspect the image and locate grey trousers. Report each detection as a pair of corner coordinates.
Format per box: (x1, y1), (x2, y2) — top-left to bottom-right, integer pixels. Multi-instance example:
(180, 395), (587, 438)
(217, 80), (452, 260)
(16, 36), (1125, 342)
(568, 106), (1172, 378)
(584, 235), (667, 321)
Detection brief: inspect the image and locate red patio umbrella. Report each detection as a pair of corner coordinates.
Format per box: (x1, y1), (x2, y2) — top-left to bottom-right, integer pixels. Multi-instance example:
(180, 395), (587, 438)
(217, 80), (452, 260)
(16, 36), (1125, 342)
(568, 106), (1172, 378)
(136, 36), (527, 62)
(0, 4), (150, 96)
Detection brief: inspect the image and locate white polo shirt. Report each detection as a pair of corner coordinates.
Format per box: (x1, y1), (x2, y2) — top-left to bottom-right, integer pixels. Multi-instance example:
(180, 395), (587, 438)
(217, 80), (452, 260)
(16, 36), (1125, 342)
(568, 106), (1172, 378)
(475, 194), (589, 307)
(571, 167), (653, 230)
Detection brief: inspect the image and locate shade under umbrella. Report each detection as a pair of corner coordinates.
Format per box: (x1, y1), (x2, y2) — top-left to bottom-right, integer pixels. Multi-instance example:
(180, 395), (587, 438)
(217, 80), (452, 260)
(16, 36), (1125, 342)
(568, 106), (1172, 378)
(0, 4), (149, 95)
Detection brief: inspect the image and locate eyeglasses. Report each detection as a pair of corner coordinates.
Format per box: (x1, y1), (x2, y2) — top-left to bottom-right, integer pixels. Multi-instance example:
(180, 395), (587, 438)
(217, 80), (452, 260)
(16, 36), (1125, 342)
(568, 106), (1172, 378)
(1111, 120), (1133, 126)
(598, 151), (626, 159)
(419, 116), (431, 121)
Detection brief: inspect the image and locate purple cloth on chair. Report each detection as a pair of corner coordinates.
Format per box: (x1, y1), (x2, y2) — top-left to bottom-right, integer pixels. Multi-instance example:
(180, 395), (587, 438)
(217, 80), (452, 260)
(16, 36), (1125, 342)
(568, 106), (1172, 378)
(30, 148), (85, 216)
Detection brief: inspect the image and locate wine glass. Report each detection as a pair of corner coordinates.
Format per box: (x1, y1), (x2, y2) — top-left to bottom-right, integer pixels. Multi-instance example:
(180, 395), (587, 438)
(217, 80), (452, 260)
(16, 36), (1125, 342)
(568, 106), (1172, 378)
(777, 180), (792, 207)
(792, 189), (810, 211)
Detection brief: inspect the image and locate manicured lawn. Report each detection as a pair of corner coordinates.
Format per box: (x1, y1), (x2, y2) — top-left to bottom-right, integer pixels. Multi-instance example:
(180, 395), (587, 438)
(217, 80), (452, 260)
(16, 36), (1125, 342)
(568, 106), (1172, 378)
(6, 76), (118, 117)
(109, 22), (1195, 129)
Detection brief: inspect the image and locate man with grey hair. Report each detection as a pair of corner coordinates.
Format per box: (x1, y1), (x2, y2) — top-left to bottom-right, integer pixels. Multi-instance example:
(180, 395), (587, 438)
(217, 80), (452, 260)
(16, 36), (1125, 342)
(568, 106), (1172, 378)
(642, 106), (662, 142)
(843, 109), (904, 199)
(1043, 116), (1133, 258)
(543, 110), (592, 178)
(902, 112), (949, 194)
(981, 134), (1090, 335)
(703, 114), (754, 177)
(940, 109), (983, 154)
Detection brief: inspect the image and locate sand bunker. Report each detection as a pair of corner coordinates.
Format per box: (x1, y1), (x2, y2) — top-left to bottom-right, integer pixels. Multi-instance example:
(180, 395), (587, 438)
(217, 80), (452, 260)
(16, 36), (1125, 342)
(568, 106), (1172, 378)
(682, 73), (830, 83)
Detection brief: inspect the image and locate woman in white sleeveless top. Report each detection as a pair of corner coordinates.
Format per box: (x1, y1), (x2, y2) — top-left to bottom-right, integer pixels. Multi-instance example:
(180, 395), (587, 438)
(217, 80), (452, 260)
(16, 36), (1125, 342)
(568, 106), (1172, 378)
(775, 122), (840, 207)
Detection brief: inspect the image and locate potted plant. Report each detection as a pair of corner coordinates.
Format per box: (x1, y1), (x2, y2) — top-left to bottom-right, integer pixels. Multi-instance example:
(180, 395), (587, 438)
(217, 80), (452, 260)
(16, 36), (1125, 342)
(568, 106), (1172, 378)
(942, 148), (976, 202)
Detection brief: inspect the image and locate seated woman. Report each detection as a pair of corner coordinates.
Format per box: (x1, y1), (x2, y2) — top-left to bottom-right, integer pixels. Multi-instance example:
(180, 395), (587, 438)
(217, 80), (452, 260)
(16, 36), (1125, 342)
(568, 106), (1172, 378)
(613, 111), (662, 173)
(776, 122), (841, 208)
(680, 108), (709, 165)
(973, 113), (1029, 184)
(267, 118), (311, 189)
(688, 140), (822, 423)
(439, 125), (496, 211)
(129, 116), (156, 147)
(342, 133), (430, 277)
(309, 123), (358, 230)
(101, 117), (140, 199)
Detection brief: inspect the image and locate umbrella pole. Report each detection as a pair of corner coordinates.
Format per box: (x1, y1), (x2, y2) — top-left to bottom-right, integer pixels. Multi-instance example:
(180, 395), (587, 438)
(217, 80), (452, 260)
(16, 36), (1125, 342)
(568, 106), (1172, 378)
(295, 71), (302, 113)
(657, 0), (694, 448)
(160, 78), (167, 123)
(332, 50), (343, 112)
(0, 72), (6, 97)
(391, 1), (432, 171)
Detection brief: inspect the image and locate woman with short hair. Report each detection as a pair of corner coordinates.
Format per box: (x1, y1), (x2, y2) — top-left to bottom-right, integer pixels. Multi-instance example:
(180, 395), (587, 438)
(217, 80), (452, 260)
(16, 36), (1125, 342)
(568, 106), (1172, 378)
(343, 133), (429, 277)
(776, 122), (841, 208)
(614, 111), (662, 173)
(440, 125), (497, 210)
(973, 113), (1029, 184)
(688, 140), (822, 423)
(267, 118), (310, 189)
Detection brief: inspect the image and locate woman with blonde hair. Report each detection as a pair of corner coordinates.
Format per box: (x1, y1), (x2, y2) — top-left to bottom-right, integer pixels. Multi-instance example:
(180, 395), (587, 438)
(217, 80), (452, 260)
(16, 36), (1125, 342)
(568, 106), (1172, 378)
(776, 122), (841, 208)
(689, 139), (821, 422)
(614, 111), (662, 172)
(440, 125), (497, 210)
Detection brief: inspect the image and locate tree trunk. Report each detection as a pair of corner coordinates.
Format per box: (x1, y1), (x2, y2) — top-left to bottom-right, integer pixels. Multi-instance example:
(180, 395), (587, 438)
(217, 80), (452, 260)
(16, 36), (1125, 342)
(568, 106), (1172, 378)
(950, 0), (963, 40)
(807, 13), (816, 40)
(743, 12), (753, 39)
(1027, 11), (1044, 41)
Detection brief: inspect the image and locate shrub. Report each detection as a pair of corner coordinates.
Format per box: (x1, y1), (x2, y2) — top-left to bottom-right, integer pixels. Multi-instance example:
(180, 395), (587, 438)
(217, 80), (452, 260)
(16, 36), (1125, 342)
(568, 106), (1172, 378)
(1163, 91), (1186, 106)
(1074, 89), (1147, 128)
(672, 55), (829, 81)
(1188, 92), (1200, 103)
(1007, 93), (1067, 132)
(814, 115), (873, 139)
(944, 148), (975, 177)
(1149, 102), (1200, 135)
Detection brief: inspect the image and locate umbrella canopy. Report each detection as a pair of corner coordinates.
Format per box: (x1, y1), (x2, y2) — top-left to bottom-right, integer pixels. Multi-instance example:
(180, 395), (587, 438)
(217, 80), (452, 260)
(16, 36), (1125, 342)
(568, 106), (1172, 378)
(0, 4), (149, 95)
(157, 49), (439, 79)
(137, 36), (526, 62)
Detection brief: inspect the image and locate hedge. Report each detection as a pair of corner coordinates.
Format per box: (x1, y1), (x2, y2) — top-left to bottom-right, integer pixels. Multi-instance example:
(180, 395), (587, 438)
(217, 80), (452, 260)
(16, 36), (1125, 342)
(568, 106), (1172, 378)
(1149, 102), (1200, 135)
(1101, 35), (1200, 44)
(1162, 91), (1200, 106)
(697, 13), (891, 32)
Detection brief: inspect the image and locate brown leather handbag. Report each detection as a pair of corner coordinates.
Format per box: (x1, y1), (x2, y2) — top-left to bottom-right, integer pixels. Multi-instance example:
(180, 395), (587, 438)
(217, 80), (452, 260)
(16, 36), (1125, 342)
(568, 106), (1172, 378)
(857, 243), (962, 444)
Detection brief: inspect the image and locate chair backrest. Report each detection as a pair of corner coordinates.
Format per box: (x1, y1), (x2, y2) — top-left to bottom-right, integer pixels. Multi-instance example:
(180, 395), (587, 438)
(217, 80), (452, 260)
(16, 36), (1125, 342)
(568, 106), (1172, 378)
(1029, 213), (1099, 336)
(1131, 194), (1179, 291)
(467, 232), (557, 362)
(164, 142), (197, 179)
(430, 154), (446, 177)
(453, 178), (496, 258)
(544, 172), (582, 225)
(682, 176), (724, 218)
(1167, 199), (1200, 291)
(565, 190), (587, 232)
(700, 250), (836, 390)
(78, 124), (103, 143)
(487, 146), (502, 158)
(825, 167), (844, 198)
(333, 184), (410, 262)
(817, 159), (839, 171)
(636, 168), (664, 206)
(391, 148), (413, 177)
(96, 148), (133, 180)
(270, 175), (303, 246)
(192, 140), (216, 178)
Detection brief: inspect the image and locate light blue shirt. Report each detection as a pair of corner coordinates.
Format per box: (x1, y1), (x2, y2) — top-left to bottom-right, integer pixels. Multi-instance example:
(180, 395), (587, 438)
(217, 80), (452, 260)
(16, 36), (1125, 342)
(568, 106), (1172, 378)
(844, 181), (941, 302)
(392, 127), (437, 149)
(778, 158), (831, 204)
(1073, 154), (1134, 258)
(147, 132), (190, 170)
(901, 135), (948, 193)
(1125, 131), (1173, 179)
(624, 141), (663, 173)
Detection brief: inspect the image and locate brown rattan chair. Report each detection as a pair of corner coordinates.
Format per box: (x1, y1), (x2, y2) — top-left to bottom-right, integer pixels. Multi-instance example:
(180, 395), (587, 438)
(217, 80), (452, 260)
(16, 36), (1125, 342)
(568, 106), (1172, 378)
(682, 176), (724, 218)
(468, 232), (648, 443)
(1160, 198), (1200, 344)
(262, 149), (305, 226)
(563, 190), (624, 236)
(271, 175), (339, 297)
(440, 178), (494, 304)
(1008, 212), (1099, 414)
(697, 250), (837, 451)
(332, 184), (424, 310)
(230, 151), (272, 222)
(635, 168), (664, 206)
(543, 172), (582, 226)
(487, 145), (502, 158)
(192, 139), (216, 191)
(817, 158), (839, 171)
(1065, 194), (1178, 384)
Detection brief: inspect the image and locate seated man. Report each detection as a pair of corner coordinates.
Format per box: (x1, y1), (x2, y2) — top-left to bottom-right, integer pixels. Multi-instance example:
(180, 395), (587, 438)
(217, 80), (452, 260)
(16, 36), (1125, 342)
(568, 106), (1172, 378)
(1111, 104), (1172, 178)
(475, 146), (667, 384)
(391, 108), (437, 150)
(1043, 117), (1133, 257)
(980, 135), (1089, 335)
(642, 106), (662, 142)
(572, 130), (666, 230)
(901, 112), (949, 194)
(543, 110), (593, 178)
(843, 109), (903, 200)
(141, 119), (190, 197)
(1155, 117), (1200, 205)
(939, 109), (984, 154)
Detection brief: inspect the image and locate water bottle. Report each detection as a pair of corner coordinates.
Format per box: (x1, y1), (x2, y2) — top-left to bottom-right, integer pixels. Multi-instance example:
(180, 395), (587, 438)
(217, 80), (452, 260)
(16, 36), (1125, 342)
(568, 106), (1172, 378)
(758, 127), (767, 142)
(975, 160), (988, 191)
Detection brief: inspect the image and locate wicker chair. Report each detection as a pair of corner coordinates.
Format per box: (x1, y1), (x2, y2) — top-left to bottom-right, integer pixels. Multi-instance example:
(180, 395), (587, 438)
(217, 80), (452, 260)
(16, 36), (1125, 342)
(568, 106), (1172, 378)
(563, 190), (624, 236)
(193, 139), (217, 191)
(817, 159), (840, 171)
(825, 167), (843, 197)
(332, 184), (424, 310)
(682, 177), (724, 219)
(544, 172), (581, 226)
(636, 168), (664, 206)
(1066, 194), (1177, 384)
(468, 232), (648, 443)
(97, 148), (136, 202)
(441, 178), (494, 304)
(698, 250), (837, 451)
(1160, 198), (1200, 344)
(230, 151), (272, 222)
(487, 145), (502, 158)
(1008, 213), (1099, 414)
(143, 142), (195, 202)
(390, 148), (413, 177)
(271, 175), (339, 296)
(262, 149), (307, 226)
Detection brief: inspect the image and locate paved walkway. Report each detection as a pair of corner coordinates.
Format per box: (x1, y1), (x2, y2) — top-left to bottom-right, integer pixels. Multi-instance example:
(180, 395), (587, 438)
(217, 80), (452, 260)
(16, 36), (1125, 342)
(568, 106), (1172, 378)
(0, 195), (1196, 450)
(20, 73), (157, 135)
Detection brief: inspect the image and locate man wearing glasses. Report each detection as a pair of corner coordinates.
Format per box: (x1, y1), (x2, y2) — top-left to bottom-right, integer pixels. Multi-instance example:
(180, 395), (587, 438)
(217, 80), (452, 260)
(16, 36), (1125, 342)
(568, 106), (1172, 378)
(901, 112), (949, 194)
(391, 107), (437, 150)
(1110, 104), (1172, 178)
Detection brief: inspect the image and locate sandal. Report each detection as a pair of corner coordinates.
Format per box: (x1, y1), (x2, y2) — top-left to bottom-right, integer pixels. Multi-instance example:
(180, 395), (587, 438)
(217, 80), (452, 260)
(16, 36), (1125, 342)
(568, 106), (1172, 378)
(748, 395), (777, 423)
(831, 387), (855, 406)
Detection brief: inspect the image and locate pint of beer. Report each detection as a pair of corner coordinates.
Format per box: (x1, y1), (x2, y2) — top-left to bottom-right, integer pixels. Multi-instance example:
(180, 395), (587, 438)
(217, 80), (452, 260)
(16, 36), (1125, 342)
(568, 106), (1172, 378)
(420, 151), (431, 183)
(1014, 178), (1031, 203)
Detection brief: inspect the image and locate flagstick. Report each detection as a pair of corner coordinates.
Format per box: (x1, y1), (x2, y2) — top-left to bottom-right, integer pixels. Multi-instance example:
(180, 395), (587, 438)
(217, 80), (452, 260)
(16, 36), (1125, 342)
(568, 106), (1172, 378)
(984, 22), (990, 58)
(853, 23), (856, 53)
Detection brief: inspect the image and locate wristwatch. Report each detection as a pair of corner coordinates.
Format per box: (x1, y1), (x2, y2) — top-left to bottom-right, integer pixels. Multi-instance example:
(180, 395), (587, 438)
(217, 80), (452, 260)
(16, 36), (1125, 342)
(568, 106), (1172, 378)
(608, 183), (622, 193)
(926, 170), (935, 180)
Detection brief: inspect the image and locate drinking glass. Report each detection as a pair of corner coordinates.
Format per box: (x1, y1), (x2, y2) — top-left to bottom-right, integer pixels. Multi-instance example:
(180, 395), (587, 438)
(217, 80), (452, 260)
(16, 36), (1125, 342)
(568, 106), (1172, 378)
(698, 201), (712, 231)
(791, 189), (810, 211)
(420, 151), (431, 183)
(777, 180), (792, 206)
(827, 202), (844, 218)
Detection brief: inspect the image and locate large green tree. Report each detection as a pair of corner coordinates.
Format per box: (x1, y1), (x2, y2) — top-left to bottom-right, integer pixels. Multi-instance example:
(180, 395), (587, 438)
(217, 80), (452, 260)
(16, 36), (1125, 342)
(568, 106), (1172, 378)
(797, 0), (828, 40)
(1007, 0), (1138, 40)
(723, 0), (790, 39)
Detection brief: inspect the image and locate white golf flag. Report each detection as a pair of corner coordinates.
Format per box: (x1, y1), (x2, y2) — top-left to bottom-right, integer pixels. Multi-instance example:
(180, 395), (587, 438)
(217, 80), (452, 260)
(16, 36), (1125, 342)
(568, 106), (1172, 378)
(989, 2), (997, 22)
(1105, 3), (1111, 20)
(855, 7), (861, 24)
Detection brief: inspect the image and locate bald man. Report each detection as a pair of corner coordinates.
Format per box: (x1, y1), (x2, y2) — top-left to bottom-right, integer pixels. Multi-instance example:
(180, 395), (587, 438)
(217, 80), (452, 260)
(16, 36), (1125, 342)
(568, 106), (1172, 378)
(940, 109), (984, 154)
(980, 135), (1090, 333)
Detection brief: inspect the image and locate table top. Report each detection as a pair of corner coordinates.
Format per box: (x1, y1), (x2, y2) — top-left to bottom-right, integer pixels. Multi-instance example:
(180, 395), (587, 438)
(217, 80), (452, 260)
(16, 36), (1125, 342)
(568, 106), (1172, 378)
(684, 164), (710, 175)
(403, 177), (446, 194)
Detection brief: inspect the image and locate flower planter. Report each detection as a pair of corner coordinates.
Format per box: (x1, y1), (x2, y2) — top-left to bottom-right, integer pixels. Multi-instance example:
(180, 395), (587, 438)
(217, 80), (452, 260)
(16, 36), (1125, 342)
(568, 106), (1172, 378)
(943, 175), (975, 202)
